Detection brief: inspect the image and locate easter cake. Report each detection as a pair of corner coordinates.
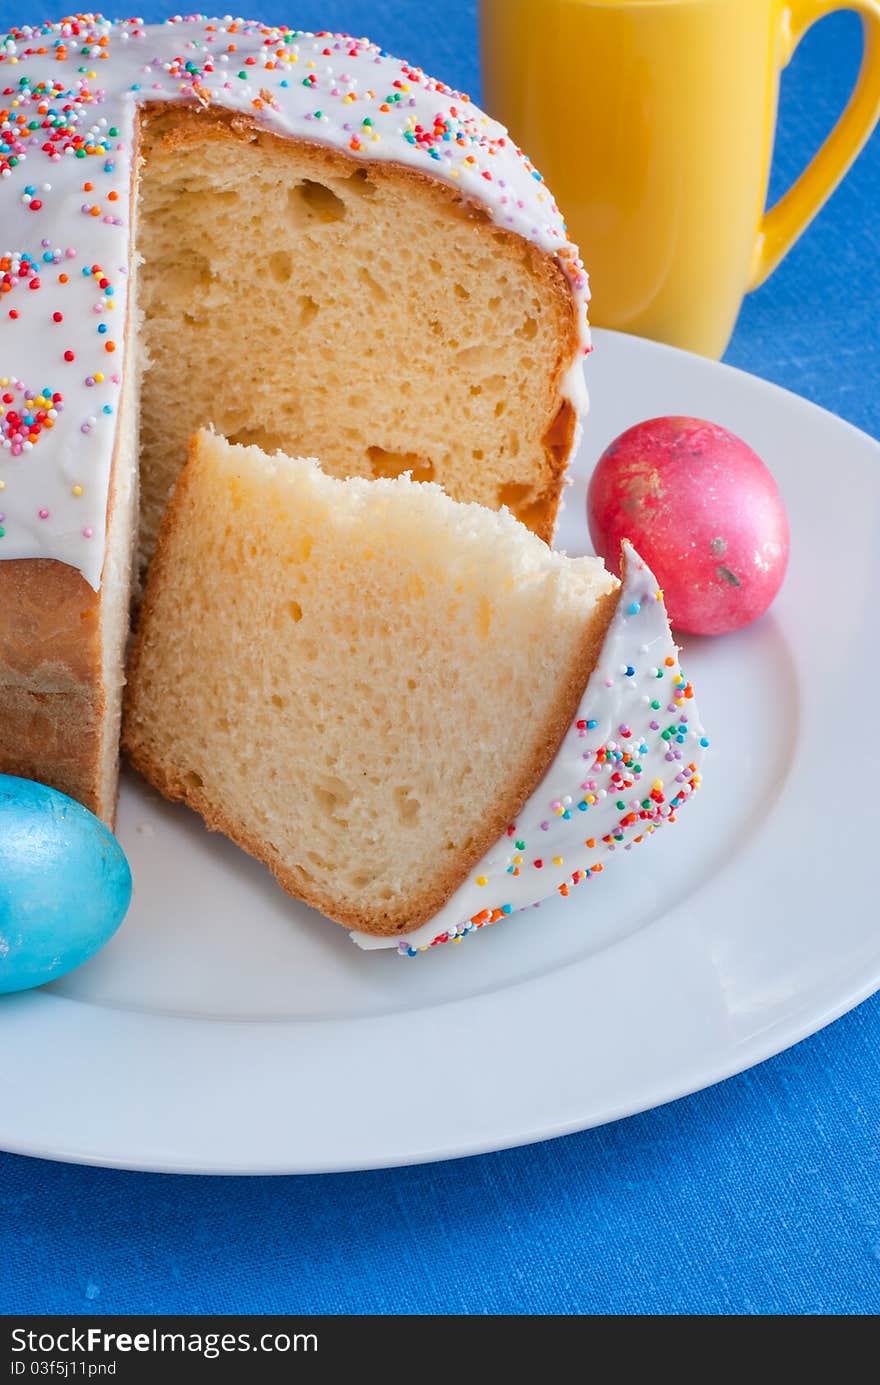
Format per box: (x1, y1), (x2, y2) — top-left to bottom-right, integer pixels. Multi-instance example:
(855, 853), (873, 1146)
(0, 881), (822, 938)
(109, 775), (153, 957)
(0, 15), (590, 824)
(123, 431), (707, 946)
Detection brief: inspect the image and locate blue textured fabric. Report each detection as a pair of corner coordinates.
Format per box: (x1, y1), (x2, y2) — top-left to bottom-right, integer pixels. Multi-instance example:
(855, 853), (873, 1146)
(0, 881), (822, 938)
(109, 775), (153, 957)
(0, 1), (878, 1317)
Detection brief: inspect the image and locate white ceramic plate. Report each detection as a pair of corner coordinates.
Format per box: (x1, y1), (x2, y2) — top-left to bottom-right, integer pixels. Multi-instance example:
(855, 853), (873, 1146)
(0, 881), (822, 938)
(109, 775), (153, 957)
(2, 328), (878, 1173)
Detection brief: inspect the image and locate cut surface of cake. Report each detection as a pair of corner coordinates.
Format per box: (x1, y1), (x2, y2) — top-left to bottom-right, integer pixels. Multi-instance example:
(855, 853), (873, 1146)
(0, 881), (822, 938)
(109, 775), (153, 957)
(0, 16), (590, 822)
(136, 104), (583, 571)
(124, 431), (619, 937)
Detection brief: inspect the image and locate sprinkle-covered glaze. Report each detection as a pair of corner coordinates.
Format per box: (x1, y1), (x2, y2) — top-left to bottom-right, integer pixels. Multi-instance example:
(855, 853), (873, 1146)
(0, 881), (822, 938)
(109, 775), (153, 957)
(0, 13), (591, 589)
(352, 544), (708, 954)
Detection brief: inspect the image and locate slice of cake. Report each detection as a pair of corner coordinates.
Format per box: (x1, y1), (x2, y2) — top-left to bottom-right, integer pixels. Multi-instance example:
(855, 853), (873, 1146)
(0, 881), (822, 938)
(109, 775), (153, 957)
(123, 431), (619, 937)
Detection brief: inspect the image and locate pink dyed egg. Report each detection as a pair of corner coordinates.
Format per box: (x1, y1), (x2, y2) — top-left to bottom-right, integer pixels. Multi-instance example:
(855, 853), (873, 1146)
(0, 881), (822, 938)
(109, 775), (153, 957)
(587, 416), (789, 635)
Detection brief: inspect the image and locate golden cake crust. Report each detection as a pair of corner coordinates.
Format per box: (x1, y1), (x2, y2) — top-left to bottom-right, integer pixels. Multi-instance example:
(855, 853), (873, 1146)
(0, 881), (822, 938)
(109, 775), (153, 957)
(0, 558), (106, 817)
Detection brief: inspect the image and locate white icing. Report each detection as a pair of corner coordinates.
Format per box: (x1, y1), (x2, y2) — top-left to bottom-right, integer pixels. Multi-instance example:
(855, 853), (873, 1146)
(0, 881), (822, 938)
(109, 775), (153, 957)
(351, 543), (707, 954)
(550, 357), (588, 542)
(0, 15), (591, 589)
(559, 357), (589, 420)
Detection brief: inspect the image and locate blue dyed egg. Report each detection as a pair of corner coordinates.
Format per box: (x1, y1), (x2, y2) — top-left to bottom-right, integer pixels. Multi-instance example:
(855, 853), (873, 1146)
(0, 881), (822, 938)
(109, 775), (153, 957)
(0, 775), (131, 995)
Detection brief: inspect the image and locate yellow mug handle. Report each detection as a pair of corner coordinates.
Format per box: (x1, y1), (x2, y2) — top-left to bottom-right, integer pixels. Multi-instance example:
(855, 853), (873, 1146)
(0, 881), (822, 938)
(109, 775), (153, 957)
(748, 0), (880, 290)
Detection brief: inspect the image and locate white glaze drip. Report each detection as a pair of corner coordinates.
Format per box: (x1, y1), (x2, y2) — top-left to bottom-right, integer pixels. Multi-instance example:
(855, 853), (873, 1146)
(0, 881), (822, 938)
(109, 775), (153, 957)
(0, 15), (590, 589)
(351, 543), (707, 953)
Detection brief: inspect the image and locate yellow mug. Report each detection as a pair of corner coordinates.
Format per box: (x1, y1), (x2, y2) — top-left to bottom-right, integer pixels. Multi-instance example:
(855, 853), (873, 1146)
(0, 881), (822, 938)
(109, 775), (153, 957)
(480, 0), (880, 358)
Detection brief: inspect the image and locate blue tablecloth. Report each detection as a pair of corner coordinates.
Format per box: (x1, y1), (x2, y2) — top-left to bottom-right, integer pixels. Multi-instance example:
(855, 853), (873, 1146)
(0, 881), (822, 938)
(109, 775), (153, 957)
(1, 1), (878, 1316)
